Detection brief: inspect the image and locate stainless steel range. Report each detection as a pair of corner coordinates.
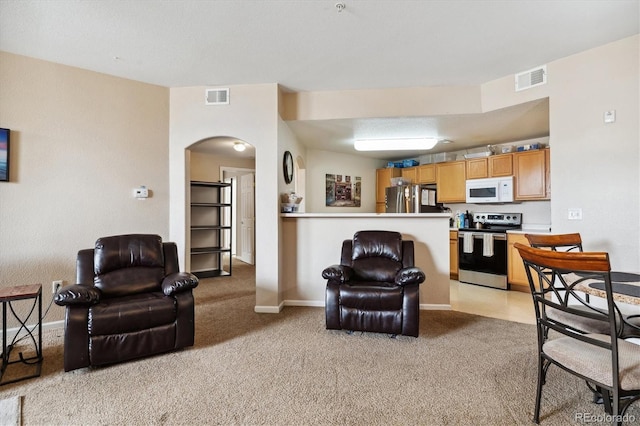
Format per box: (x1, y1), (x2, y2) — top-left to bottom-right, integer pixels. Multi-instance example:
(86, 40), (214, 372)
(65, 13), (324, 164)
(458, 212), (522, 289)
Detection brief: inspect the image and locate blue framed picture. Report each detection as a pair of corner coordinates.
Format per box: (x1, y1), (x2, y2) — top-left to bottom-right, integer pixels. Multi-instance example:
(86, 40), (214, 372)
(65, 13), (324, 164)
(0, 128), (9, 182)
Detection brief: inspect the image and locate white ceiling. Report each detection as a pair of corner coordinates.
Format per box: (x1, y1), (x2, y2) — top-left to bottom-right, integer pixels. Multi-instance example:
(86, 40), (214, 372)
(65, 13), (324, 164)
(1, 0), (637, 159)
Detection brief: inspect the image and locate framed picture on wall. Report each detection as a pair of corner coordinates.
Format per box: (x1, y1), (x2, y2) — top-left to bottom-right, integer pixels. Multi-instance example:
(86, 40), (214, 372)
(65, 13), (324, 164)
(0, 128), (9, 182)
(325, 173), (361, 207)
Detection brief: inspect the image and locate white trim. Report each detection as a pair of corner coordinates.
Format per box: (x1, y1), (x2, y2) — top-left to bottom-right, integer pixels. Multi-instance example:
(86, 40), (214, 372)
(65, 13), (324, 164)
(420, 304), (452, 310)
(283, 299), (324, 307)
(0, 320), (64, 341)
(282, 300), (452, 311)
(254, 301), (284, 313)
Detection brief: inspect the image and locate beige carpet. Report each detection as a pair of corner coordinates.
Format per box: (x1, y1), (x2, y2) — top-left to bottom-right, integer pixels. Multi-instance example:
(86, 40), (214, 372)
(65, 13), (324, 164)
(0, 262), (638, 425)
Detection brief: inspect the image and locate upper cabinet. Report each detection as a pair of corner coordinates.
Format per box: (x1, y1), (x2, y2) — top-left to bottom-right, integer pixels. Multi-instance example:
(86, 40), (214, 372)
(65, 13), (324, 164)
(401, 167), (418, 183)
(417, 164), (436, 184)
(466, 153), (513, 179)
(436, 161), (466, 203)
(514, 149), (549, 200)
(376, 167), (401, 213)
(465, 158), (488, 179)
(488, 154), (514, 177)
(375, 147), (549, 210)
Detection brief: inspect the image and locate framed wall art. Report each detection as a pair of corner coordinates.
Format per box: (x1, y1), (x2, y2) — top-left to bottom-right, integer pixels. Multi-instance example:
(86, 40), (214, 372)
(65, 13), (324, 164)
(0, 128), (9, 182)
(325, 173), (361, 207)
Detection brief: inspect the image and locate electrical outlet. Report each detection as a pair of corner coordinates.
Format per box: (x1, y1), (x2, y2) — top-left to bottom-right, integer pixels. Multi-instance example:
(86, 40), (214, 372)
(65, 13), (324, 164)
(52, 280), (63, 294)
(567, 208), (583, 220)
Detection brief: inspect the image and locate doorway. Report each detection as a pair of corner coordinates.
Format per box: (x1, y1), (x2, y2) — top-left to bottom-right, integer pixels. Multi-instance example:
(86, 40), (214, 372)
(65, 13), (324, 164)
(187, 137), (256, 274)
(222, 167), (255, 265)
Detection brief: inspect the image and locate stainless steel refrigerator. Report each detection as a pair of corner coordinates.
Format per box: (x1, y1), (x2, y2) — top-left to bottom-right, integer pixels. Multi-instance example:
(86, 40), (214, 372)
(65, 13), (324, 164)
(385, 184), (440, 213)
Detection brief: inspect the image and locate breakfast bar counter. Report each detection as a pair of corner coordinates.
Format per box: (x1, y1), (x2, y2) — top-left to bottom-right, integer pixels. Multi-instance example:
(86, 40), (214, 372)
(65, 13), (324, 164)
(280, 213), (451, 309)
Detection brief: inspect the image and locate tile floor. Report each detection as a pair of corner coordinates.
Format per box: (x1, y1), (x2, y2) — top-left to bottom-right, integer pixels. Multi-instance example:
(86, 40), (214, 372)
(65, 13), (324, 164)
(449, 279), (536, 324)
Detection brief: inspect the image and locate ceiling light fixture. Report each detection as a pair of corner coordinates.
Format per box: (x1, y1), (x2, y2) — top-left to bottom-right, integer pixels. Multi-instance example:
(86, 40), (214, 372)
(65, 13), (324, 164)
(233, 141), (246, 152)
(354, 138), (439, 151)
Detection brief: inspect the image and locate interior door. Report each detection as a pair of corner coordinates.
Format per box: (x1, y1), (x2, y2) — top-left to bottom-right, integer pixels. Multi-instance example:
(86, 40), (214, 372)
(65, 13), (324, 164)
(238, 173), (255, 264)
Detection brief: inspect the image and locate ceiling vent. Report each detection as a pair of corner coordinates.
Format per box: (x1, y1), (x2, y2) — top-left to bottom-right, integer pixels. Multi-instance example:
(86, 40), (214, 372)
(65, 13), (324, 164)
(515, 65), (547, 92)
(205, 88), (229, 105)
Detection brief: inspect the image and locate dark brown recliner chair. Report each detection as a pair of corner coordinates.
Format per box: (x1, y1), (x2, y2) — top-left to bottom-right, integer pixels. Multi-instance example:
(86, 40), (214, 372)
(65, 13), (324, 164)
(54, 234), (199, 371)
(322, 230), (425, 337)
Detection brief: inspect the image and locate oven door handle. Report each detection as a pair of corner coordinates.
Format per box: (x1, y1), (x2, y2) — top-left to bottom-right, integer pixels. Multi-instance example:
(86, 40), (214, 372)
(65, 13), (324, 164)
(460, 232), (507, 241)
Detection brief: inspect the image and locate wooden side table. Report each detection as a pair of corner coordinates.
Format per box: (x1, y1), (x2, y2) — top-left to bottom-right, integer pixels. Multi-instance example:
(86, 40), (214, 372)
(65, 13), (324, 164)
(0, 283), (43, 385)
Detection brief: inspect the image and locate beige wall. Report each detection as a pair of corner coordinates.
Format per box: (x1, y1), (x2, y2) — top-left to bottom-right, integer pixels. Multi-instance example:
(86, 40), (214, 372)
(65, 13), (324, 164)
(190, 150), (255, 182)
(482, 35), (639, 271)
(305, 149), (384, 213)
(282, 86), (482, 121)
(169, 84), (281, 312)
(288, 35), (640, 273)
(0, 52), (170, 323)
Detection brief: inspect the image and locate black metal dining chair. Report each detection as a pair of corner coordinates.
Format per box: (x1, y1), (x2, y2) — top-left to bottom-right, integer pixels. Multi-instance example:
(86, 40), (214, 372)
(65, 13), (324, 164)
(515, 243), (640, 424)
(525, 233), (640, 339)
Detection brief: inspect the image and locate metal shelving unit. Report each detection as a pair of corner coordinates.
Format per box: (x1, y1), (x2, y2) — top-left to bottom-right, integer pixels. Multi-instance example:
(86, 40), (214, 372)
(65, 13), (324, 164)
(190, 181), (232, 278)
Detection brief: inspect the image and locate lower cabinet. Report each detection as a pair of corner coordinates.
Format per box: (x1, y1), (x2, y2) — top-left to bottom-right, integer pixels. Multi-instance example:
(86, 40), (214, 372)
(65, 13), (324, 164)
(507, 233), (530, 292)
(449, 230), (458, 279)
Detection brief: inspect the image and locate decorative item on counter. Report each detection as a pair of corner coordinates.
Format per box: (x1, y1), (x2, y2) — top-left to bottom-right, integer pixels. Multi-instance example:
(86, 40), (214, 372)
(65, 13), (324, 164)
(280, 192), (303, 213)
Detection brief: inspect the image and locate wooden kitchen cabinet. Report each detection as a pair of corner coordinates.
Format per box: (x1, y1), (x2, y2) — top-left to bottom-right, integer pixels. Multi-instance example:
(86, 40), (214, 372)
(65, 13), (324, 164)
(401, 167), (418, 183)
(545, 148), (551, 198)
(417, 164), (436, 183)
(465, 154), (513, 180)
(488, 153), (513, 177)
(376, 167), (402, 212)
(507, 233), (530, 292)
(465, 158), (488, 179)
(436, 161), (466, 203)
(514, 149), (548, 200)
(449, 230), (458, 279)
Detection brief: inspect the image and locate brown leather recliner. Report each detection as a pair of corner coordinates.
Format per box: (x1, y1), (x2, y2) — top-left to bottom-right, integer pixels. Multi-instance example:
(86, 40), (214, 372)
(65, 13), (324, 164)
(322, 230), (425, 337)
(54, 234), (199, 371)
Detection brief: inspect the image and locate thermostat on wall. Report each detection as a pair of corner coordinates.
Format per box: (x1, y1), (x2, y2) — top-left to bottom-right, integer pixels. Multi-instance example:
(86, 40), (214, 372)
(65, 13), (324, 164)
(134, 186), (149, 199)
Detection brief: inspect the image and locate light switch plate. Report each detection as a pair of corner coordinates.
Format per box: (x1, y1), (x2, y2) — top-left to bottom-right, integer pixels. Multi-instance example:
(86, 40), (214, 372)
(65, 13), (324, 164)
(604, 110), (616, 123)
(568, 208), (582, 220)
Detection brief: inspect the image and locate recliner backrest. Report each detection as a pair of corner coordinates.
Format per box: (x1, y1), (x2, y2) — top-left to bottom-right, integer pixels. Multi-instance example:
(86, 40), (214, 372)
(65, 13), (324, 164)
(350, 231), (403, 282)
(93, 234), (166, 297)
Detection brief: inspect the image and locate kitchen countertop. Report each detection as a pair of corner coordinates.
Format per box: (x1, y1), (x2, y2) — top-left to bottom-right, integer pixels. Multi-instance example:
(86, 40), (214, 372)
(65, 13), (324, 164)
(282, 213), (451, 218)
(449, 225), (552, 234)
(507, 225), (552, 235)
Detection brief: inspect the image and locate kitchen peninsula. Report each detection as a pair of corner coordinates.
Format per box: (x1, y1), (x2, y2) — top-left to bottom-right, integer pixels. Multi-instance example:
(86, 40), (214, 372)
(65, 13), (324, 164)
(280, 212), (451, 310)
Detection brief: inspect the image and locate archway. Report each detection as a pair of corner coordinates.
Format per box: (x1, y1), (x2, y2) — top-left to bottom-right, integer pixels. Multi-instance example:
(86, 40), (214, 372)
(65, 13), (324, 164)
(187, 136), (256, 277)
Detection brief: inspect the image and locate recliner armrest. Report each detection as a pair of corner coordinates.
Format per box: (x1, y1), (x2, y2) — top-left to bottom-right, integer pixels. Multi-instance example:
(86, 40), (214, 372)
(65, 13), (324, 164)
(395, 267), (425, 286)
(322, 265), (354, 283)
(54, 284), (101, 306)
(162, 272), (199, 296)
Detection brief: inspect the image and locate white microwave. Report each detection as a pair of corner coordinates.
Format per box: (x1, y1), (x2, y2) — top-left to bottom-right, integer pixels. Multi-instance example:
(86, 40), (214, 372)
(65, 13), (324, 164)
(465, 176), (514, 203)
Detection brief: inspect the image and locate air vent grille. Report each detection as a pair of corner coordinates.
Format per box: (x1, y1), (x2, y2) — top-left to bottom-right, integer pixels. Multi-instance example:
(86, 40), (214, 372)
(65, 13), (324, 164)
(515, 65), (547, 91)
(205, 88), (229, 105)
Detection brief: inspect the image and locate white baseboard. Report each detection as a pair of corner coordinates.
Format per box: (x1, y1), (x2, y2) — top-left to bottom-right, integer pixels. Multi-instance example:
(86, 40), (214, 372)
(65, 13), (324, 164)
(420, 304), (452, 310)
(254, 301), (284, 313)
(283, 300), (324, 307)
(0, 320), (64, 341)
(280, 300), (452, 311)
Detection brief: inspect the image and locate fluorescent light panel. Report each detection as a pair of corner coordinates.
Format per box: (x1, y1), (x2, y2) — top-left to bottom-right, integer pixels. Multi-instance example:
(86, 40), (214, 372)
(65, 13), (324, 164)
(354, 138), (439, 151)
